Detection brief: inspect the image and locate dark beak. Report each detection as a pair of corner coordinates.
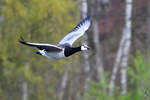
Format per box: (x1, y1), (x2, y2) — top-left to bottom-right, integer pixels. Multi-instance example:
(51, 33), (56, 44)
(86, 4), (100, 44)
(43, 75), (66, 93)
(87, 46), (90, 50)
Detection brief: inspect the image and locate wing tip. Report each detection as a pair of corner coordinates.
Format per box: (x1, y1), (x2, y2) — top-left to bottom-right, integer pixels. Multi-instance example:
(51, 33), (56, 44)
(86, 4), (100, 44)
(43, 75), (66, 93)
(84, 16), (91, 22)
(72, 16), (91, 31)
(86, 16), (90, 20)
(84, 16), (91, 28)
(19, 36), (27, 45)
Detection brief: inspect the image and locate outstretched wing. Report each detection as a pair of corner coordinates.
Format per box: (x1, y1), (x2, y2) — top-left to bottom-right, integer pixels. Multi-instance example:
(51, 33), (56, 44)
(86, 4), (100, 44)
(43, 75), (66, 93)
(19, 39), (62, 52)
(58, 16), (91, 47)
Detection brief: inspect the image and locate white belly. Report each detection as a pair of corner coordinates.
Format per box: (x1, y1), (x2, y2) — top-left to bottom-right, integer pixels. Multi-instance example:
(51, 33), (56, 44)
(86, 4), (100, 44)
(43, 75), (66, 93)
(44, 50), (66, 59)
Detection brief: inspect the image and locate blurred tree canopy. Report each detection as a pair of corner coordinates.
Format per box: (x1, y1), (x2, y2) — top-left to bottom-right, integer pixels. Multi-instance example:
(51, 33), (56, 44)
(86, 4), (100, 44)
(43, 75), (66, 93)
(0, 0), (78, 99)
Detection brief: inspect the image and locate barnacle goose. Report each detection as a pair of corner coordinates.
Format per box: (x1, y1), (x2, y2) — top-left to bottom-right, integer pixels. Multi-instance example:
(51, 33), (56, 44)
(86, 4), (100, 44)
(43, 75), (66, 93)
(19, 16), (91, 59)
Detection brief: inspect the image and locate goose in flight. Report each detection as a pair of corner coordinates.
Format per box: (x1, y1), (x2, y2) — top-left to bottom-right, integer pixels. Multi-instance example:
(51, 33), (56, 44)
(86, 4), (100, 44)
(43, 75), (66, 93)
(19, 16), (91, 59)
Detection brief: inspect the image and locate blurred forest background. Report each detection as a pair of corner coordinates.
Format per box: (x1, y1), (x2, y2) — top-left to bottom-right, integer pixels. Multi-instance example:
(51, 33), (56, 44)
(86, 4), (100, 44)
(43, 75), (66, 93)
(0, 0), (150, 100)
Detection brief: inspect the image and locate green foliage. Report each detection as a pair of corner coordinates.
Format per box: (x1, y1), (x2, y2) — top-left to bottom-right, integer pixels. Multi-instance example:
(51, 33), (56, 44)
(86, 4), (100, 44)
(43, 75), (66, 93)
(82, 81), (108, 100)
(0, 0), (78, 99)
(82, 52), (150, 100)
(128, 52), (150, 100)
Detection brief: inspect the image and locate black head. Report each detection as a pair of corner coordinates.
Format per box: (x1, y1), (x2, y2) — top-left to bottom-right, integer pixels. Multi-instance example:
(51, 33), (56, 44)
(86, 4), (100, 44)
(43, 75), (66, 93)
(64, 45), (90, 57)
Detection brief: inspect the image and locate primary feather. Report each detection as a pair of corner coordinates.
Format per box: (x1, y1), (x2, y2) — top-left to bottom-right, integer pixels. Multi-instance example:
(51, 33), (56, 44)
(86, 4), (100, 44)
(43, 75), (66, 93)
(19, 39), (62, 52)
(58, 16), (91, 46)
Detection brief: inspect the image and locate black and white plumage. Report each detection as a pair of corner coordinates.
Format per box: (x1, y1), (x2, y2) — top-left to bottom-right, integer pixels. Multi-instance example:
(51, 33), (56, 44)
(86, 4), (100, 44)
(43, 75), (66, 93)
(19, 16), (91, 59)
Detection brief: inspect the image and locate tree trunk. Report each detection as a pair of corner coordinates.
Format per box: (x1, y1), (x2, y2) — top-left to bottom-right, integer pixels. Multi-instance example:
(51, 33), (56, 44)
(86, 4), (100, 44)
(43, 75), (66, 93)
(22, 81), (28, 100)
(109, 0), (132, 96)
(101, 0), (110, 6)
(58, 66), (69, 100)
(92, 19), (105, 81)
(147, 0), (150, 50)
(81, 0), (91, 92)
(88, 0), (105, 82)
(120, 0), (132, 95)
(22, 63), (29, 100)
(0, 5), (4, 30)
(108, 34), (126, 96)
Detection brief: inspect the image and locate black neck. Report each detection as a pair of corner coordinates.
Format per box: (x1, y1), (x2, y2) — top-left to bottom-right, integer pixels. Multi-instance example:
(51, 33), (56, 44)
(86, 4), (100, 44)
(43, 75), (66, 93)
(64, 46), (81, 57)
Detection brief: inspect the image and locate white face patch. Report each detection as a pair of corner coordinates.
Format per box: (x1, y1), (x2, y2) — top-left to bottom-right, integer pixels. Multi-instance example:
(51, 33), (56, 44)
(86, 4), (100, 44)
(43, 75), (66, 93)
(81, 45), (89, 51)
